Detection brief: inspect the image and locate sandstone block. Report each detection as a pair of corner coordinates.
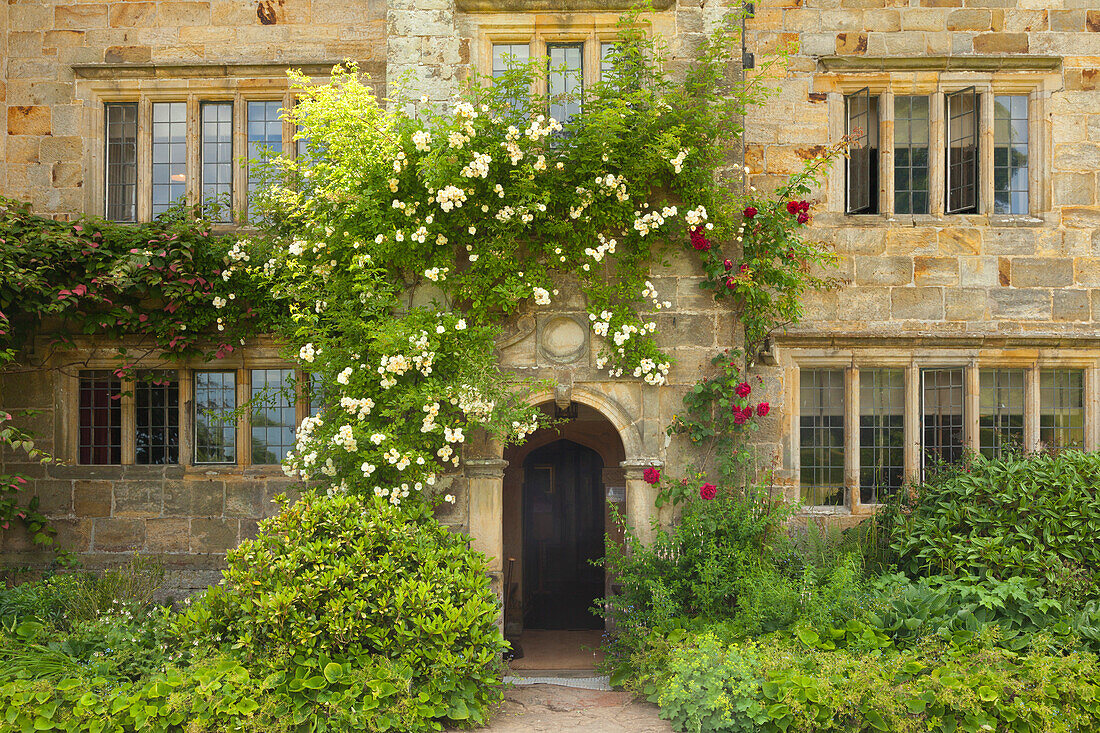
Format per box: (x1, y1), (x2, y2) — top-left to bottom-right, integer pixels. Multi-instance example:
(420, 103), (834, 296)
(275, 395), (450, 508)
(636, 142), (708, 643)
(889, 227), (937, 255)
(891, 287), (944, 320)
(190, 518), (238, 553)
(1054, 290), (1091, 321)
(34, 480), (73, 516)
(1063, 207), (1100, 229)
(1011, 257), (1075, 287)
(113, 481), (162, 518)
(1076, 257), (1100, 286)
(52, 519), (92, 554)
(7, 106), (50, 136)
(837, 286), (890, 322)
(835, 32), (868, 55)
(984, 229), (1036, 255)
(39, 136), (82, 163)
(54, 5), (108, 29)
(1055, 143), (1100, 172)
(947, 9), (990, 30)
(959, 257), (998, 287)
(157, 2), (211, 26)
(945, 288), (988, 321)
(93, 518), (145, 552)
(914, 256), (959, 286)
(52, 163), (82, 188)
(1053, 172), (1097, 206)
(74, 481), (112, 517)
(938, 228), (981, 255)
(1050, 10), (1085, 32)
(145, 518), (190, 553)
(1089, 10), (1100, 32)
(109, 3), (156, 27)
(989, 289), (1051, 320)
(224, 480), (263, 517)
(164, 479), (223, 516)
(43, 30), (85, 49)
(1004, 10), (1047, 32)
(1066, 70), (1100, 92)
(855, 255), (912, 285)
(799, 290), (839, 322)
(902, 9), (945, 31)
(104, 46), (152, 63)
(973, 33), (1028, 53)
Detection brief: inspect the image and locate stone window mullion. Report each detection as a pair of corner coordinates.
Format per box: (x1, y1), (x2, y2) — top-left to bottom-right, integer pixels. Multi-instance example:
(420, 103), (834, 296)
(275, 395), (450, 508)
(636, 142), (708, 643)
(964, 361), (980, 454)
(929, 90), (946, 217)
(880, 90), (894, 219)
(904, 360), (920, 484)
(233, 95), (247, 221)
(178, 370), (193, 468)
(845, 365), (860, 512)
(237, 367), (251, 468)
(1086, 366), (1099, 452)
(121, 377), (137, 465)
(186, 95), (201, 209)
(979, 88), (995, 216)
(1025, 366), (1040, 453)
(137, 99), (153, 222)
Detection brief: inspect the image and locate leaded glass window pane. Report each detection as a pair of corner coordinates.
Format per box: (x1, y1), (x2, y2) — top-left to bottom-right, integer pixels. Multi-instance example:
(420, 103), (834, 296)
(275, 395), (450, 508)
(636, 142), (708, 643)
(135, 371), (179, 465)
(800, 369), (845, 506)
(922, 368), (965, 474)
(195, 371), (237, 464)
(105, 103), (138, 222)
(247, 100), (284, 215)
(1040, 369), (1084, 450)
(151, 102), (187, 216)
(994, 95), (1028, 215)
(251, 368), (296, 464)
(979, 369), (1024, 458)
(201, 102), (233, 222)
(845, 89), (879, 214)
(894, 95), (929, 215)
(548, 43), (583, 126)
(860, 369), (904, 504)
(946, 88), (979, 214)
(79, 370), (122, 465)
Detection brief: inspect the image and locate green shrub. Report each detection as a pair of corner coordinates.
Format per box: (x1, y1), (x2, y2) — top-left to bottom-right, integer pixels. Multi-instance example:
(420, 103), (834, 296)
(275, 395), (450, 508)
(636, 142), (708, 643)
(879, 451), (1100, 599)
(179, 489), (506, 729)
(647, 631), (1100, 733)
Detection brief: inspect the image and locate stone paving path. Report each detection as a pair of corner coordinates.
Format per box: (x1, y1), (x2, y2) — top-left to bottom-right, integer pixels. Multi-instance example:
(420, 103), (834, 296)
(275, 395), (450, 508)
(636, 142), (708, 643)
(452, 684), (673, 733)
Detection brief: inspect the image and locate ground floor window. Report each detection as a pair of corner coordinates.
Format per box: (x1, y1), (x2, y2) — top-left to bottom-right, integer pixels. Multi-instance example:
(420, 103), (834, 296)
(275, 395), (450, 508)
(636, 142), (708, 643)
(792, 355), (1095, 509)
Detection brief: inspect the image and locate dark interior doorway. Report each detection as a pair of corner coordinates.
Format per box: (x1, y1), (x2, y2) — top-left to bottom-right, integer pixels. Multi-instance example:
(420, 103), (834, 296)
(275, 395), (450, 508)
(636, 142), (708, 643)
(522, 439), (605, 630)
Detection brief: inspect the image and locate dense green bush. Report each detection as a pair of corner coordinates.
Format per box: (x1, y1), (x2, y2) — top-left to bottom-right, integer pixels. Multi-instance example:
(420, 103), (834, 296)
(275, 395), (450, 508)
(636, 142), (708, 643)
(876, 451), (1100, 599)
(646, 631), (1100, 733)
(180, 489), (507, 728)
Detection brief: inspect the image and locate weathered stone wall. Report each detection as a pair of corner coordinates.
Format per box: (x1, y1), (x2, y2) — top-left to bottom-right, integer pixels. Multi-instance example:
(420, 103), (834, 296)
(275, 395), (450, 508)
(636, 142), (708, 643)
(743, 0), (1100, 503)
(3, 0), (386, 216)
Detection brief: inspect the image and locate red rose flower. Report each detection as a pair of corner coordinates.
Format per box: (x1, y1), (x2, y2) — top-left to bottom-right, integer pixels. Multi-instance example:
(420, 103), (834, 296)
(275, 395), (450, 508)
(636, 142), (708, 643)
(699, 483), (717, 501)
(726, 278), (737, 290)
(733, 408), (748, 425)
(797, 212), (809, 224)
(798, 201), (810, 213)
(643, 467), (660, 485)
(689, 227), (711, 252)
(786, 201), (800, 215)
(756, 402), (770, 417)
(743, 206), (757, 219)
(724, 259), (733, 271)
(735, 381), (751, 397)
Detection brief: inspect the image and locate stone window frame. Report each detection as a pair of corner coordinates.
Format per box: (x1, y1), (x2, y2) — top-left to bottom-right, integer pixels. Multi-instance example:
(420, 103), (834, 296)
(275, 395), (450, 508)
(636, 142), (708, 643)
(814, 59), (1061, 225)
(73, 65), (337, 226)
(472, 13), (674, 102)
(56, 344), (314, 473)
(785, 348), (1099, 513)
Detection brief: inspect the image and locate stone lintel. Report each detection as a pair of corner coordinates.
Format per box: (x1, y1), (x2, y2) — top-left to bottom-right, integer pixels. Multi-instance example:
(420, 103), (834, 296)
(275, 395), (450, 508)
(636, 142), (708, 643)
(620, 457), (662, 477)
(817, 56), (1062, 73)
(458, 0), (673, 11)
(465, 458), (509, 479)
(72, 61), (358, 80)
(775, 333), (1100, 349)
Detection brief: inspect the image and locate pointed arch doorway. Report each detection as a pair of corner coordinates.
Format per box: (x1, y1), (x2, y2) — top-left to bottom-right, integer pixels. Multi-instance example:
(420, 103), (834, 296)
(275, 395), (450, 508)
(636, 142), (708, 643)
(502, 402), (627, 645)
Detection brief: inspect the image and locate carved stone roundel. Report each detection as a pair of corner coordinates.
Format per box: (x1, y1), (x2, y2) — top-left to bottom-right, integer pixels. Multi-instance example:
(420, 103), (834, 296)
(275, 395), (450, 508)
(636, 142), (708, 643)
(541, 315), (587, 362)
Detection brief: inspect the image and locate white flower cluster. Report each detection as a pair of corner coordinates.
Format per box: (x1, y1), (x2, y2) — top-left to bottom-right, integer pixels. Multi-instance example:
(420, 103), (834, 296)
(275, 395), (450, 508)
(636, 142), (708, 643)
(299, 343), (316, 363)
(424, 266), (449, 282)
(525, 115), (562, 141)
(334, 424), (357, 452)
(410, 331), (436, 375)
(512, 417), (540, 440)
(340, 396), (374, 420)
(412, 129), (432, 152)
(289, 240), (307, 257)
(532, 287), (551, 305)
(633, 358), (671, 386)
(361, 462), (376, 477)
(421, 401), (441, 433)
(213, 296), (227, 309)
(320, 458), (337, 477)
(501, 126), (525, 165)
(227, 241), (250, 263)
(436, 185), (467, 212)
(584, 234), (617, 263)
(448, 131), (470, 149)
(595, 173), (629, 202)
(641, 281), (673, 311)
(685, 205), (709, 227)
(612, 321), (655, 347)
(669, 149), (689, 174)
(461, 152), (492, 179)
(454, 389), (495, 421)
(633, 206), (678, 237)
(377, 354), (409, 389)
(392, 151), (407, 173)
(336, 366), (354, 385)
(570, 187), (595, 220)
(444, 426), (465, 444)
(589, 310), (614, 337)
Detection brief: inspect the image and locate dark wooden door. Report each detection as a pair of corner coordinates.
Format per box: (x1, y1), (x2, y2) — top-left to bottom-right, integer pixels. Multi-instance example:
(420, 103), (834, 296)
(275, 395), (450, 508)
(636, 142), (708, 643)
(523, 440), (605, 630)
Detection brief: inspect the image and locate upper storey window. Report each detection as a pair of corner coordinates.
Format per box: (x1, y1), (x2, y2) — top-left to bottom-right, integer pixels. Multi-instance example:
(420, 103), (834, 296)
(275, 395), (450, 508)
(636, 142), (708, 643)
(829, 63), (1054, 219)
(547, 43), (584, 125)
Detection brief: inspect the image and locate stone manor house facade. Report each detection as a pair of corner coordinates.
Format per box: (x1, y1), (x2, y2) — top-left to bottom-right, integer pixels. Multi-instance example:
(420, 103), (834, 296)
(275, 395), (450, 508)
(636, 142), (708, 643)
(2, 0), (1100, 633)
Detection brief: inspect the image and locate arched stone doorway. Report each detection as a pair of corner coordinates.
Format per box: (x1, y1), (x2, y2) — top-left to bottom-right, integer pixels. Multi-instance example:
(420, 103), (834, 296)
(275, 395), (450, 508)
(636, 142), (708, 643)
(501, 402), (626, 636)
